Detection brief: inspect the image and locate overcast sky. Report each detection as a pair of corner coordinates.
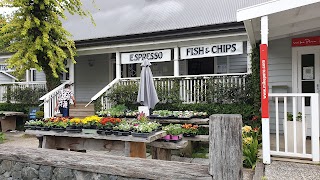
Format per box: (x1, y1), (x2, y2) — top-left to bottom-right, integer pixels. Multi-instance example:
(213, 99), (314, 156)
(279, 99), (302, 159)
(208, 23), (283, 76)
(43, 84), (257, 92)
(0, 7), (17, 15)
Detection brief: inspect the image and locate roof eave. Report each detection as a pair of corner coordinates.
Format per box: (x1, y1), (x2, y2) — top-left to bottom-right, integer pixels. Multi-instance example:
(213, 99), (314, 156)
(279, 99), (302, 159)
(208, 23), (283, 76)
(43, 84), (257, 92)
(75, 22), (245, 48)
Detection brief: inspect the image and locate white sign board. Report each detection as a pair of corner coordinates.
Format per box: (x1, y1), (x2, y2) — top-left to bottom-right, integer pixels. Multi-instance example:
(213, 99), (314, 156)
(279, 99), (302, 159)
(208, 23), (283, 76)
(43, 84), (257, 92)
(121, 49), (172, 64)
(180, 42), (243, 59)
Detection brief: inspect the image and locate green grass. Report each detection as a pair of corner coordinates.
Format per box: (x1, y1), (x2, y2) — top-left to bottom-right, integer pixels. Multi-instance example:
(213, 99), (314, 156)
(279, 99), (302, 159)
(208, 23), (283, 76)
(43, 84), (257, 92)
(191, 144), (209, 159)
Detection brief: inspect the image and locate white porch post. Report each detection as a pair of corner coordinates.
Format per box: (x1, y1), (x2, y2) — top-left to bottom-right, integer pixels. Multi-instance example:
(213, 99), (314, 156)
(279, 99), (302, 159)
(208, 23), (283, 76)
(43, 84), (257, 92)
(26, 70), (30, 82)
(116, 52), (121, 79)
(44, 98), (50, 118)
(247, 41), (252, 74)
(311, 93), (320, 162)
(261, 15), (271, 164)
(69, 60), (75, 93)
(174, 47), (179, 77)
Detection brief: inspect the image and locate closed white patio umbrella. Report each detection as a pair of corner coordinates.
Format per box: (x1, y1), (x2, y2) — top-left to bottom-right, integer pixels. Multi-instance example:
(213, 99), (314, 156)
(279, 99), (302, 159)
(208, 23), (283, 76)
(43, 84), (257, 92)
(137, 59), (159, 110)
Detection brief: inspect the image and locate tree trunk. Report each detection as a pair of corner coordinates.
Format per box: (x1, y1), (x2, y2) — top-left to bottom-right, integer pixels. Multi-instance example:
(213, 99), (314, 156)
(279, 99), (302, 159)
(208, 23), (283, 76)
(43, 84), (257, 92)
(38, 57), (61, 91)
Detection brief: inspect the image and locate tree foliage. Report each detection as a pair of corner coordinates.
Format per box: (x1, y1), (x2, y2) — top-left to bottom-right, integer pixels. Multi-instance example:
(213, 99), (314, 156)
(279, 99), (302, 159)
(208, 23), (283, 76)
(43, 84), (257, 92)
(0, 0), (93, 90)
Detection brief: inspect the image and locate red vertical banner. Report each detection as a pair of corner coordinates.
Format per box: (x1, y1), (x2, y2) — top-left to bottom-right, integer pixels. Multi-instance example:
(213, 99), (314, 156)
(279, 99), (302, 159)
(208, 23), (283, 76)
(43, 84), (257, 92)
(260, 44), (269, 118)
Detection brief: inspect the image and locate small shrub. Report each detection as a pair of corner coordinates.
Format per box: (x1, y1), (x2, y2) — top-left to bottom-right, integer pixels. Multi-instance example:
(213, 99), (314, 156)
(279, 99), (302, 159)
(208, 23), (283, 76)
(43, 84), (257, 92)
(106, 83), (139, 107)
(36, 111), (44, 119)
(0, 133), (5, 143)
(3, 86), (47, 104)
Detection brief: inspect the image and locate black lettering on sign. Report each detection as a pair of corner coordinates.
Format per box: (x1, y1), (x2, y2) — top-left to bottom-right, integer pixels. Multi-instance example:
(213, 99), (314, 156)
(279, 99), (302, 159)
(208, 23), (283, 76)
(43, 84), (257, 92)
(212, 46), (217, 53)
(231, 44), (236, 52)
(205, 47), (210, 54)
(129, 52), (164, 61)
(226, 44), (232, 52)
(130, 54), (134, 61)
(187, 48), (193, 56)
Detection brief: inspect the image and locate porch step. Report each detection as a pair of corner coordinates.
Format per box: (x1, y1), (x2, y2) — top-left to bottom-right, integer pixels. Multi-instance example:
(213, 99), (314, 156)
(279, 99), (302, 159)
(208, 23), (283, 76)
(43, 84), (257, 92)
(69, 103), (95, 118)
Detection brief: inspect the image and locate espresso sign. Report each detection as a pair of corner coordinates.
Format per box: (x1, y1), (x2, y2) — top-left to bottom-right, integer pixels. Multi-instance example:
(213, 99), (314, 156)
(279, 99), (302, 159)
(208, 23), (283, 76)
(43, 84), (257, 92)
(121, 49), (171, 64)
(180, 42), (243, 59)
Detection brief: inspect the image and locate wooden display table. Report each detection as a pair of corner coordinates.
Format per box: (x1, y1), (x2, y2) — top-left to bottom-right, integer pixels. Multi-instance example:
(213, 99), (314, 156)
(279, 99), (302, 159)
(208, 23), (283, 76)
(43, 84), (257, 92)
(25, 130), (166, 158)
(0, 111), (25, 132)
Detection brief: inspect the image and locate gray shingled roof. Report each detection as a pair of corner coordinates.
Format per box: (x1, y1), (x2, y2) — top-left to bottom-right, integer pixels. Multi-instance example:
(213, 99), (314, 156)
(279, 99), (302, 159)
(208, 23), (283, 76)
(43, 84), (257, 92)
(64, 0), (270, 41)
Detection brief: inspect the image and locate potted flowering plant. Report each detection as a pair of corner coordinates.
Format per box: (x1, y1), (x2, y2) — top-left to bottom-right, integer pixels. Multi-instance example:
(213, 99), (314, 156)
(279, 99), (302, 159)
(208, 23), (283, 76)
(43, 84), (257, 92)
(137, 112), (148, 123)
(81, 115), (101, 134)
(118, 122), (131, 136)
(131, 123), (153, 138)
(52, 121), (67, 132)
(25, 120), (42, 130)
(182, 124), (198, 137)
(163, 124), (183, 141)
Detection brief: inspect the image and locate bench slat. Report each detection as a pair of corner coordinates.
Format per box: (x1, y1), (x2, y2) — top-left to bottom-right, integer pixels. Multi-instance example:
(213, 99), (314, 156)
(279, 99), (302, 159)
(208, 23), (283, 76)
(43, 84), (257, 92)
(149, 140), (188, 149)
(183, 135), (209, 142)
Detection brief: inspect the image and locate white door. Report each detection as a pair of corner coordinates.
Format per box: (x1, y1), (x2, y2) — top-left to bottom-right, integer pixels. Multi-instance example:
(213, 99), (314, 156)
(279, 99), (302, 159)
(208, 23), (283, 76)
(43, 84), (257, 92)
(294, 47), (320, 136)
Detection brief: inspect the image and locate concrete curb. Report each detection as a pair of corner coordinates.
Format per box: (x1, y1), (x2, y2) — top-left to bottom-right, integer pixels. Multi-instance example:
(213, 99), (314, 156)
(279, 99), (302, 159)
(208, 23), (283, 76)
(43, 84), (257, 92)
(253, 161), (264, 180)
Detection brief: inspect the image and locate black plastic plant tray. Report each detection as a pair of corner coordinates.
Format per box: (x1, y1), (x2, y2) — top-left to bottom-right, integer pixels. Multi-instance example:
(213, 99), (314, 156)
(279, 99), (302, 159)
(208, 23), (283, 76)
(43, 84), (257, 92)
(66, 128), (82, 133)
(51, 128), (65, 133)
(131, 132), (152, 138)
(96, 130), (105, 135)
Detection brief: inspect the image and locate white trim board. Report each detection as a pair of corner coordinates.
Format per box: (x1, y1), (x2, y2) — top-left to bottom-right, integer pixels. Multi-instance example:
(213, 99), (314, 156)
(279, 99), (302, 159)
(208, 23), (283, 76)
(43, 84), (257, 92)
(0, 71), (18, 81)
(237, 0), (320, 21)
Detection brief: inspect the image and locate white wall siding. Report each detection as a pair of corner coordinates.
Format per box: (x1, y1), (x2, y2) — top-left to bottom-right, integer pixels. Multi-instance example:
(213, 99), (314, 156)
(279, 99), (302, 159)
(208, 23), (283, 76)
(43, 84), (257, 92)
(0, 73), (14, 82)
(75, 54), (111, 102)
(34, 71), (46, 81)
(268, 37), (293, 133)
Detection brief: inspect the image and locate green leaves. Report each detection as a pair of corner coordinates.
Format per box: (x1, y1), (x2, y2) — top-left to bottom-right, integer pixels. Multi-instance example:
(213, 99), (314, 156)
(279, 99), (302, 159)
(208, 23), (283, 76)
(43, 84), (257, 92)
(0, 0), (94, 90)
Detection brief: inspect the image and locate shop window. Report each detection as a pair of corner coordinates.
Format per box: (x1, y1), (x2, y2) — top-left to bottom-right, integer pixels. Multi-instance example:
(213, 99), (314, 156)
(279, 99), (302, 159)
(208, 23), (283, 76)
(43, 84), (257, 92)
(32, 69), (36, 81)
(187, 57), (214, 75)
(216, 56), (228, 74)
(127, 64), (137, 77)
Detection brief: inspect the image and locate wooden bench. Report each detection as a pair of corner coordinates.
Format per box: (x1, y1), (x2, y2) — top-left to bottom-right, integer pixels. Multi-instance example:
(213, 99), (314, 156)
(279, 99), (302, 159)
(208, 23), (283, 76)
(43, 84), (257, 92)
(181, 135), (209, 157)
(0, 111), (25, 132)
(149, 140), (188, 161)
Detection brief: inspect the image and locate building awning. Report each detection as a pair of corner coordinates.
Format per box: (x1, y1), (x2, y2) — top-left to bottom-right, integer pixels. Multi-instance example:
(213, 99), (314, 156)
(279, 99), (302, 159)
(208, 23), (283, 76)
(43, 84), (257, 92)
(237, 0), (320, 46)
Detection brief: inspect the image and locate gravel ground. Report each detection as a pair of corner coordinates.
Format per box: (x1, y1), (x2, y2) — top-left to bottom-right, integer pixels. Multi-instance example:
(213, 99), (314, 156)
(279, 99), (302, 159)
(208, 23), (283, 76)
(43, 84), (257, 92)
(265, 160), (320, 180)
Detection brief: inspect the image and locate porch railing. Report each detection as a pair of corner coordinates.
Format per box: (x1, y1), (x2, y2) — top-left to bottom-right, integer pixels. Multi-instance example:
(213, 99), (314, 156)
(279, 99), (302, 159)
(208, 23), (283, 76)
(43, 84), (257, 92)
(39, 81), (72, 118)
(267, 93), (319, 162)
(89, 73), (249, 111)
(0, 81), (47, 103)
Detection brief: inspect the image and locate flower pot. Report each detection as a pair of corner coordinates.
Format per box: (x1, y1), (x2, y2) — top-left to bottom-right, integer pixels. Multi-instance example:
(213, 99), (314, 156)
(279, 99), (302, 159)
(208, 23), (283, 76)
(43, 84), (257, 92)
(52, 127), (65, 133)
(66, 128), (82, 133)
(171, 135), (180, 141)
(96, 130), (105, 135)
(42, 127), (51, 131)
(131, 132), (151, 138)
(162, 135), (171, 141)
(113, 131), (120, 136)
(121, 131), (130, 136)
(105, 130), (113, 135)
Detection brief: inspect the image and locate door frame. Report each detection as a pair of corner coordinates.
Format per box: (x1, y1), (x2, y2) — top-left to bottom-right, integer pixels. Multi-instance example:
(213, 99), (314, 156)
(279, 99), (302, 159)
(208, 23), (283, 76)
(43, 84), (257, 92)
(292, 46), (320, 93)
(292, 46), (320, 136)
